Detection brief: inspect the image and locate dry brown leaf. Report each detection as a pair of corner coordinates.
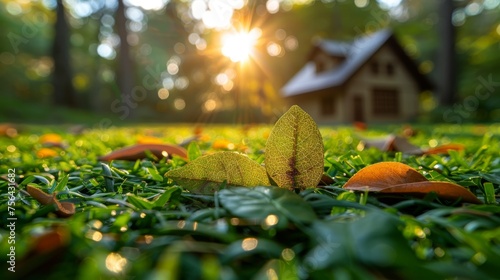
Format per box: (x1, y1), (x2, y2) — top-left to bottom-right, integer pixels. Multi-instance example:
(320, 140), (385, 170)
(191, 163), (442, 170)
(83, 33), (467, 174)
(31, 227), (70, 254)
(380, 181), (482, 204)
(424, 144), (465, 155)
(99, 143), (188, 161)
(343, 162), (427, 191)
(343, 162), (482, 204)
(26, 184), (54, 204)
(361, 135), (464, 155)
(26, 185), (76, 217)
(0, 123), (18, 138)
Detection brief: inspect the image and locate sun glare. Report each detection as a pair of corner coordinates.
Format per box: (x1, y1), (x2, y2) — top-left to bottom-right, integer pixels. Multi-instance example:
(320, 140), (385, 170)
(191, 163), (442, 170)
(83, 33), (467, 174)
(221, 28), (261, 62)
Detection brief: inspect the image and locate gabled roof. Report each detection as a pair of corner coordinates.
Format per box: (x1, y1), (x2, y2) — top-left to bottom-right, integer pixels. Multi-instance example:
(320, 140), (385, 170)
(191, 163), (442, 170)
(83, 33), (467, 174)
(281, 29), (433, 97)
(314, 40), (350, 58)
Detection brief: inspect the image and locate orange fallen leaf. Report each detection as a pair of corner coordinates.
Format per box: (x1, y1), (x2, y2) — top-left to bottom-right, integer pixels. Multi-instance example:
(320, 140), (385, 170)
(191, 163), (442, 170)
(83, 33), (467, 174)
(424, 144), (465, 155)
(136, 135), (163, 144)
(212, 139), (234, 150)
(361, 135), (464, 155)
(381, 181), (482, 204)
(0, 123), (18, 138)
(36, 148), (59, 158)
(343, 162), (482, 204)
(343, 162), (427, 191)
(99, 144), (188, 161)
(39, 133), (62, 144)
(353, 121), (367, 131)
(26, 185), (76, 217)
(193, 125), (203, 136)
(31, 226), (70, 254)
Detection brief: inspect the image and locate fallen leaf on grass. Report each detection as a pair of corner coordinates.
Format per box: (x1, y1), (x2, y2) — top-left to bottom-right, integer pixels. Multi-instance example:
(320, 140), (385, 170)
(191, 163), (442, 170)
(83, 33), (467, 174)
(165, 151), (270, 194)
(36, 148), (59, 158)
(99, 143), (188, 161)
(136, 135), (163, 144)
(0, 123), (18, 138)
(380, 181), (483, 203)
(39, 133), (63, 144)
(361, 135), (464, 155)
(30, 226), (70, 254)
(212, 139), (235, 150)
(342, 162), (427, 191)
(26, 185), (76, 217)
(343, 162), (482, 204)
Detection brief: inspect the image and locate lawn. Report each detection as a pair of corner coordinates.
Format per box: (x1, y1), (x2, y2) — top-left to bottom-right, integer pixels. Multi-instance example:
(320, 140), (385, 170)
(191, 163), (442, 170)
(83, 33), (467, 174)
(1, 113), (500, 279)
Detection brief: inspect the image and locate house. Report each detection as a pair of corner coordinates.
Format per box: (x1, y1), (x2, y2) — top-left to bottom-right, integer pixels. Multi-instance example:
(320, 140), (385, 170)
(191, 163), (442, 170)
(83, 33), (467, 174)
(281, 29), (432, 123)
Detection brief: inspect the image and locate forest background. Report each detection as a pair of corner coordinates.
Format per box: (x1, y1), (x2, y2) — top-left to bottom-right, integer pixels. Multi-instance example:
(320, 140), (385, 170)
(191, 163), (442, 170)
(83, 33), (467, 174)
(1, 0), (499, 125)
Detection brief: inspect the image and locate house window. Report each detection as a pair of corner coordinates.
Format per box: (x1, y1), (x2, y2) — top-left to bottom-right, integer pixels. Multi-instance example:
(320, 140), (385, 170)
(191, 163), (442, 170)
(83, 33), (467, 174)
(372, 88), (399, 116)
(316, 61), (325, 73)
(386, 63), (394, 76)
(321, 96), (335, 116)
(370, 62), (379, 74)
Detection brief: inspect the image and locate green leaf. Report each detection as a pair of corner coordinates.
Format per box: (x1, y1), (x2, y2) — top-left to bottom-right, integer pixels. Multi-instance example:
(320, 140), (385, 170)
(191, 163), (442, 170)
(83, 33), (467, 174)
(19, 175), (36, 186)
(147, 167), (164, 182)
(265, 105), (324, 190)
(100, 162), (115, 192)
(218, 186), (317, 226)
(165, 151), (270, 194)
(153, 186), (182, 209)
(187, 141), (202, 161)
(304, 211), (440, 279)
(483, 182), (496, 204)
(51, 174), (69, 193)
(126, 193), (154, 210)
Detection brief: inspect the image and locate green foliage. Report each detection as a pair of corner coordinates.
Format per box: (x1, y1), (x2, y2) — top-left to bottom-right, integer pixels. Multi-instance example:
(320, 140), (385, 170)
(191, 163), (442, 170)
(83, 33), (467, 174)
(305, 211), (439, 279)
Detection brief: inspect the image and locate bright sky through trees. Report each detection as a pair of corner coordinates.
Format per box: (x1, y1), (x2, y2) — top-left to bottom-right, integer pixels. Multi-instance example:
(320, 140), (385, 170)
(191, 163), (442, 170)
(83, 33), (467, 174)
(221, 28), (261, 62)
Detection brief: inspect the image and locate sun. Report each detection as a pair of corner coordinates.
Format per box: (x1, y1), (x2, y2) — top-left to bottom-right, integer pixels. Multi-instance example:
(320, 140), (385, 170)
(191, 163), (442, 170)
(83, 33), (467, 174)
(221, 28), (261, 63)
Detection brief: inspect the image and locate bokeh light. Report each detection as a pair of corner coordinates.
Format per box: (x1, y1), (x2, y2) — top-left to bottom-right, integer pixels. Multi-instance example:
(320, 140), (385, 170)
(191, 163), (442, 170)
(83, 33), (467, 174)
(158, 88), (169, 100)
(174, 98), (186, 110)
(105, 252), (128, 273)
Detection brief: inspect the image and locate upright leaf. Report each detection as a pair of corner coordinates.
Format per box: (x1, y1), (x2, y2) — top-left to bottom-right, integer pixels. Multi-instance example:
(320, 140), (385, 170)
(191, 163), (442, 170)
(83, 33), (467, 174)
(165, 152), (270, 194)
(265, 105), (324, 190)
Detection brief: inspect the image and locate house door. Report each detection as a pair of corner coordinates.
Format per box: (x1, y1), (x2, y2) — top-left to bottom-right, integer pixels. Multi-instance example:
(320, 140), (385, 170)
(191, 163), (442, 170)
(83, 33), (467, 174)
(353, 96), (364, 122)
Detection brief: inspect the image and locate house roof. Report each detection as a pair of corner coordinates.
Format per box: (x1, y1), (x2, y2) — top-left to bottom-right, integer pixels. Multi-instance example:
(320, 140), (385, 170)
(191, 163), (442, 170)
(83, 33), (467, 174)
(281, 29), (433, 97)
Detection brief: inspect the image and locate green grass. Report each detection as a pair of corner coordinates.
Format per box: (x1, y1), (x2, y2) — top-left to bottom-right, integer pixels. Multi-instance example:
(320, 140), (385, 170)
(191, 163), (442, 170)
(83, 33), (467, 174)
(1, 124), (500, 279)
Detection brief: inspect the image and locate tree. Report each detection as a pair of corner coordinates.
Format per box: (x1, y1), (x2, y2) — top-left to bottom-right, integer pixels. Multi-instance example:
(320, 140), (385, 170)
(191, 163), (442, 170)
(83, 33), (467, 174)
(52, 0), (77, 108)
(437, 0), (456, 106)
(115, 0), (135, 114)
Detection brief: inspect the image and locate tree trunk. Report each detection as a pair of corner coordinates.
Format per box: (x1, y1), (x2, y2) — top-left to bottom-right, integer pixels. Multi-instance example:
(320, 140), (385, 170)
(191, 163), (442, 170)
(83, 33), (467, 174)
(52, 0), (76, 108)
(438, 0), (456, 106)
(116, 0), (135, 116)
